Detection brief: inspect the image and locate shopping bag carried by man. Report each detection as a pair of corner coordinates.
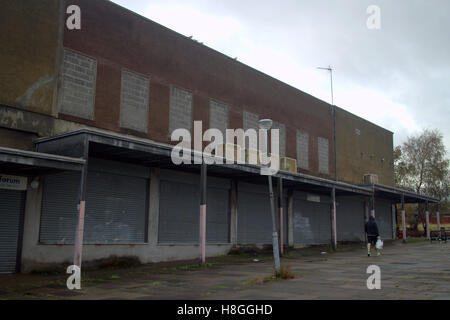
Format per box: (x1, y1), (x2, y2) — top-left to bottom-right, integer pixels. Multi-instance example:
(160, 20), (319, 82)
(376, 238), (383, 250)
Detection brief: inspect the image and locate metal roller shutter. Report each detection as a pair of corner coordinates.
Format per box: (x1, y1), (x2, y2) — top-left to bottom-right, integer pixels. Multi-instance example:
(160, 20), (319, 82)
(206, 186), (230, 243)
(158, 170), (231, 243)
(293, 193), (331, 245)
(375, 198), (393, 239)
(158, 179), (199, 243)
(158, 171), (231, 244)
(0, 190), (25, 273)
(237, 189), (272, 244)
(40, 169), (148, 243)
(236, 182), (287, 245)
(84, 171), (147, 243)
(336, 196), (365, 241)
(40, 172), (79, 243)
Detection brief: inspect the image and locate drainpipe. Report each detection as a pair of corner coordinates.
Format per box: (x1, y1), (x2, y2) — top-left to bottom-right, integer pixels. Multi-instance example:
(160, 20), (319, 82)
(74, 135), (89, 268)
(199, 163), (207, 264)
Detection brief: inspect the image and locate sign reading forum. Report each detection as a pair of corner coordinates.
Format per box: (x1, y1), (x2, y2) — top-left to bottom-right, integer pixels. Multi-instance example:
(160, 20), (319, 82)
(0, 174), (27, 191)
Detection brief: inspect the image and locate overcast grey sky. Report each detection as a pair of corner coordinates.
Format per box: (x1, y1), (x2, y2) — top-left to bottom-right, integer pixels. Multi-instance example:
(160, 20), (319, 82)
(111, 0), (450, 152)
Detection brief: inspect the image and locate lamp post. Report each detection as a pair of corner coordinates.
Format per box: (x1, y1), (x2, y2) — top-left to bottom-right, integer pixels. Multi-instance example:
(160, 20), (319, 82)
(258, 118), (281, 274)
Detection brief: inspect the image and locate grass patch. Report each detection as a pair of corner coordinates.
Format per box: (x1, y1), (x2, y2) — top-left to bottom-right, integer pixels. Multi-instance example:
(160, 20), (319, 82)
(240, 277), (262, 286)
(175, 262), (216, 271)
(275, 264), (296, 280)
(149, 281), (161, 287)
(178, 265), (190, 271)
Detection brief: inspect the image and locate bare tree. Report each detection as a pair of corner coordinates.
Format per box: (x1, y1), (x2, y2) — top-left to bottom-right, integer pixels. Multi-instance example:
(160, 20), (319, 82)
(394, 129), (450, 232)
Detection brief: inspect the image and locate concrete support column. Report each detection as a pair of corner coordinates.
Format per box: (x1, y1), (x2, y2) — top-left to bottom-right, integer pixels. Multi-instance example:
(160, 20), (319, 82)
(148, 168), (160, 245)
(331, 187), (337, 251)
(392, 204), (396, 239)
(436, 202), (441, 238)
(74, 136), (89, 268)
(371, 193), (375, 218)
(199, 163), (207, 263)
(230, 180), (238, 246)
(21, 179), (44, 272)
(401, 194), (406, 242)
(364, 199), (369, 222)
(364, 199), (369, 244)
(425, 202), (430, 240)
(287, 189), (294, 247)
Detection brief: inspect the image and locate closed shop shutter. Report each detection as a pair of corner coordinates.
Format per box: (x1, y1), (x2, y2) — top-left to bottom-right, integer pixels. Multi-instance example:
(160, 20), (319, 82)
(237, 183), (271, 244)
(40, 166), (148, 244)
(84, 171), (147, 243)
(206, 185), (230, 243)
(237, 183), (288, 245)
(158, 179), (199, 243)
(40, 172), (79, 243)
(293, 191), (331, 245)
(375, 198), (393, 239)
(336, 196), (365, 241)
(158, 170), (230, 244)
(0, 189), (25, 273)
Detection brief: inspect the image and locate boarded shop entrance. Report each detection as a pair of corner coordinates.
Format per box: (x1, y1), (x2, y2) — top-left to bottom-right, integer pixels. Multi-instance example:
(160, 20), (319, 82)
(293, 191), (331, 245)
(0, 187), (26, 273)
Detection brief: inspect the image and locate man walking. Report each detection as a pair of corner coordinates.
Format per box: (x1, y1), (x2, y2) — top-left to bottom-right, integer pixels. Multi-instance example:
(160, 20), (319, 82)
(365, 216), (380, 257)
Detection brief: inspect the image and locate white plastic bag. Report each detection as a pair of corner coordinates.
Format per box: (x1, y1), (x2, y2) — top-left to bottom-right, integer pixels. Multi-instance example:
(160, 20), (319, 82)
(376, 239), (383, 250)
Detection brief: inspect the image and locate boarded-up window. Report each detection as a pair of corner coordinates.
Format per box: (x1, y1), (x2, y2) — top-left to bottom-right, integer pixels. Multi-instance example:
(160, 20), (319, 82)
(296, 130), (309, 170)
(272, 121), (286, 157)
(209, 100), (228, 135)
(60, 49), (97, 120)
(169, 86), (192, 134)
(120, 70), (149, 132)
(243, 111), (259, 131)
(318, 137), (329, 174)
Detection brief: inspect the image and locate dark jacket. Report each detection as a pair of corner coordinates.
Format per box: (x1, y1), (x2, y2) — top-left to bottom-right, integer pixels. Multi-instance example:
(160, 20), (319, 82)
(365, 216), (379, 237)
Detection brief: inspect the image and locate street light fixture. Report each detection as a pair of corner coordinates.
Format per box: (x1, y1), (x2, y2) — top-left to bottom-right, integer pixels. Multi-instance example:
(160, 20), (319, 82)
(258, 118), (273, 130)
(258, 118), (281, 274)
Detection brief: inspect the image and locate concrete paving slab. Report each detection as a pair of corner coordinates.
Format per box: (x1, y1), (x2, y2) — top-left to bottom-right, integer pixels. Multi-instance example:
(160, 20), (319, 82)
(0, 240), (449, 299)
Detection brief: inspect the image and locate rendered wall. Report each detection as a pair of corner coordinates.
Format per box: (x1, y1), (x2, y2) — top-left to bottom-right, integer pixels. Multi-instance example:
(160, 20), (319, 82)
(0, 0), (61, 116)
(335, 107), (394, 186)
